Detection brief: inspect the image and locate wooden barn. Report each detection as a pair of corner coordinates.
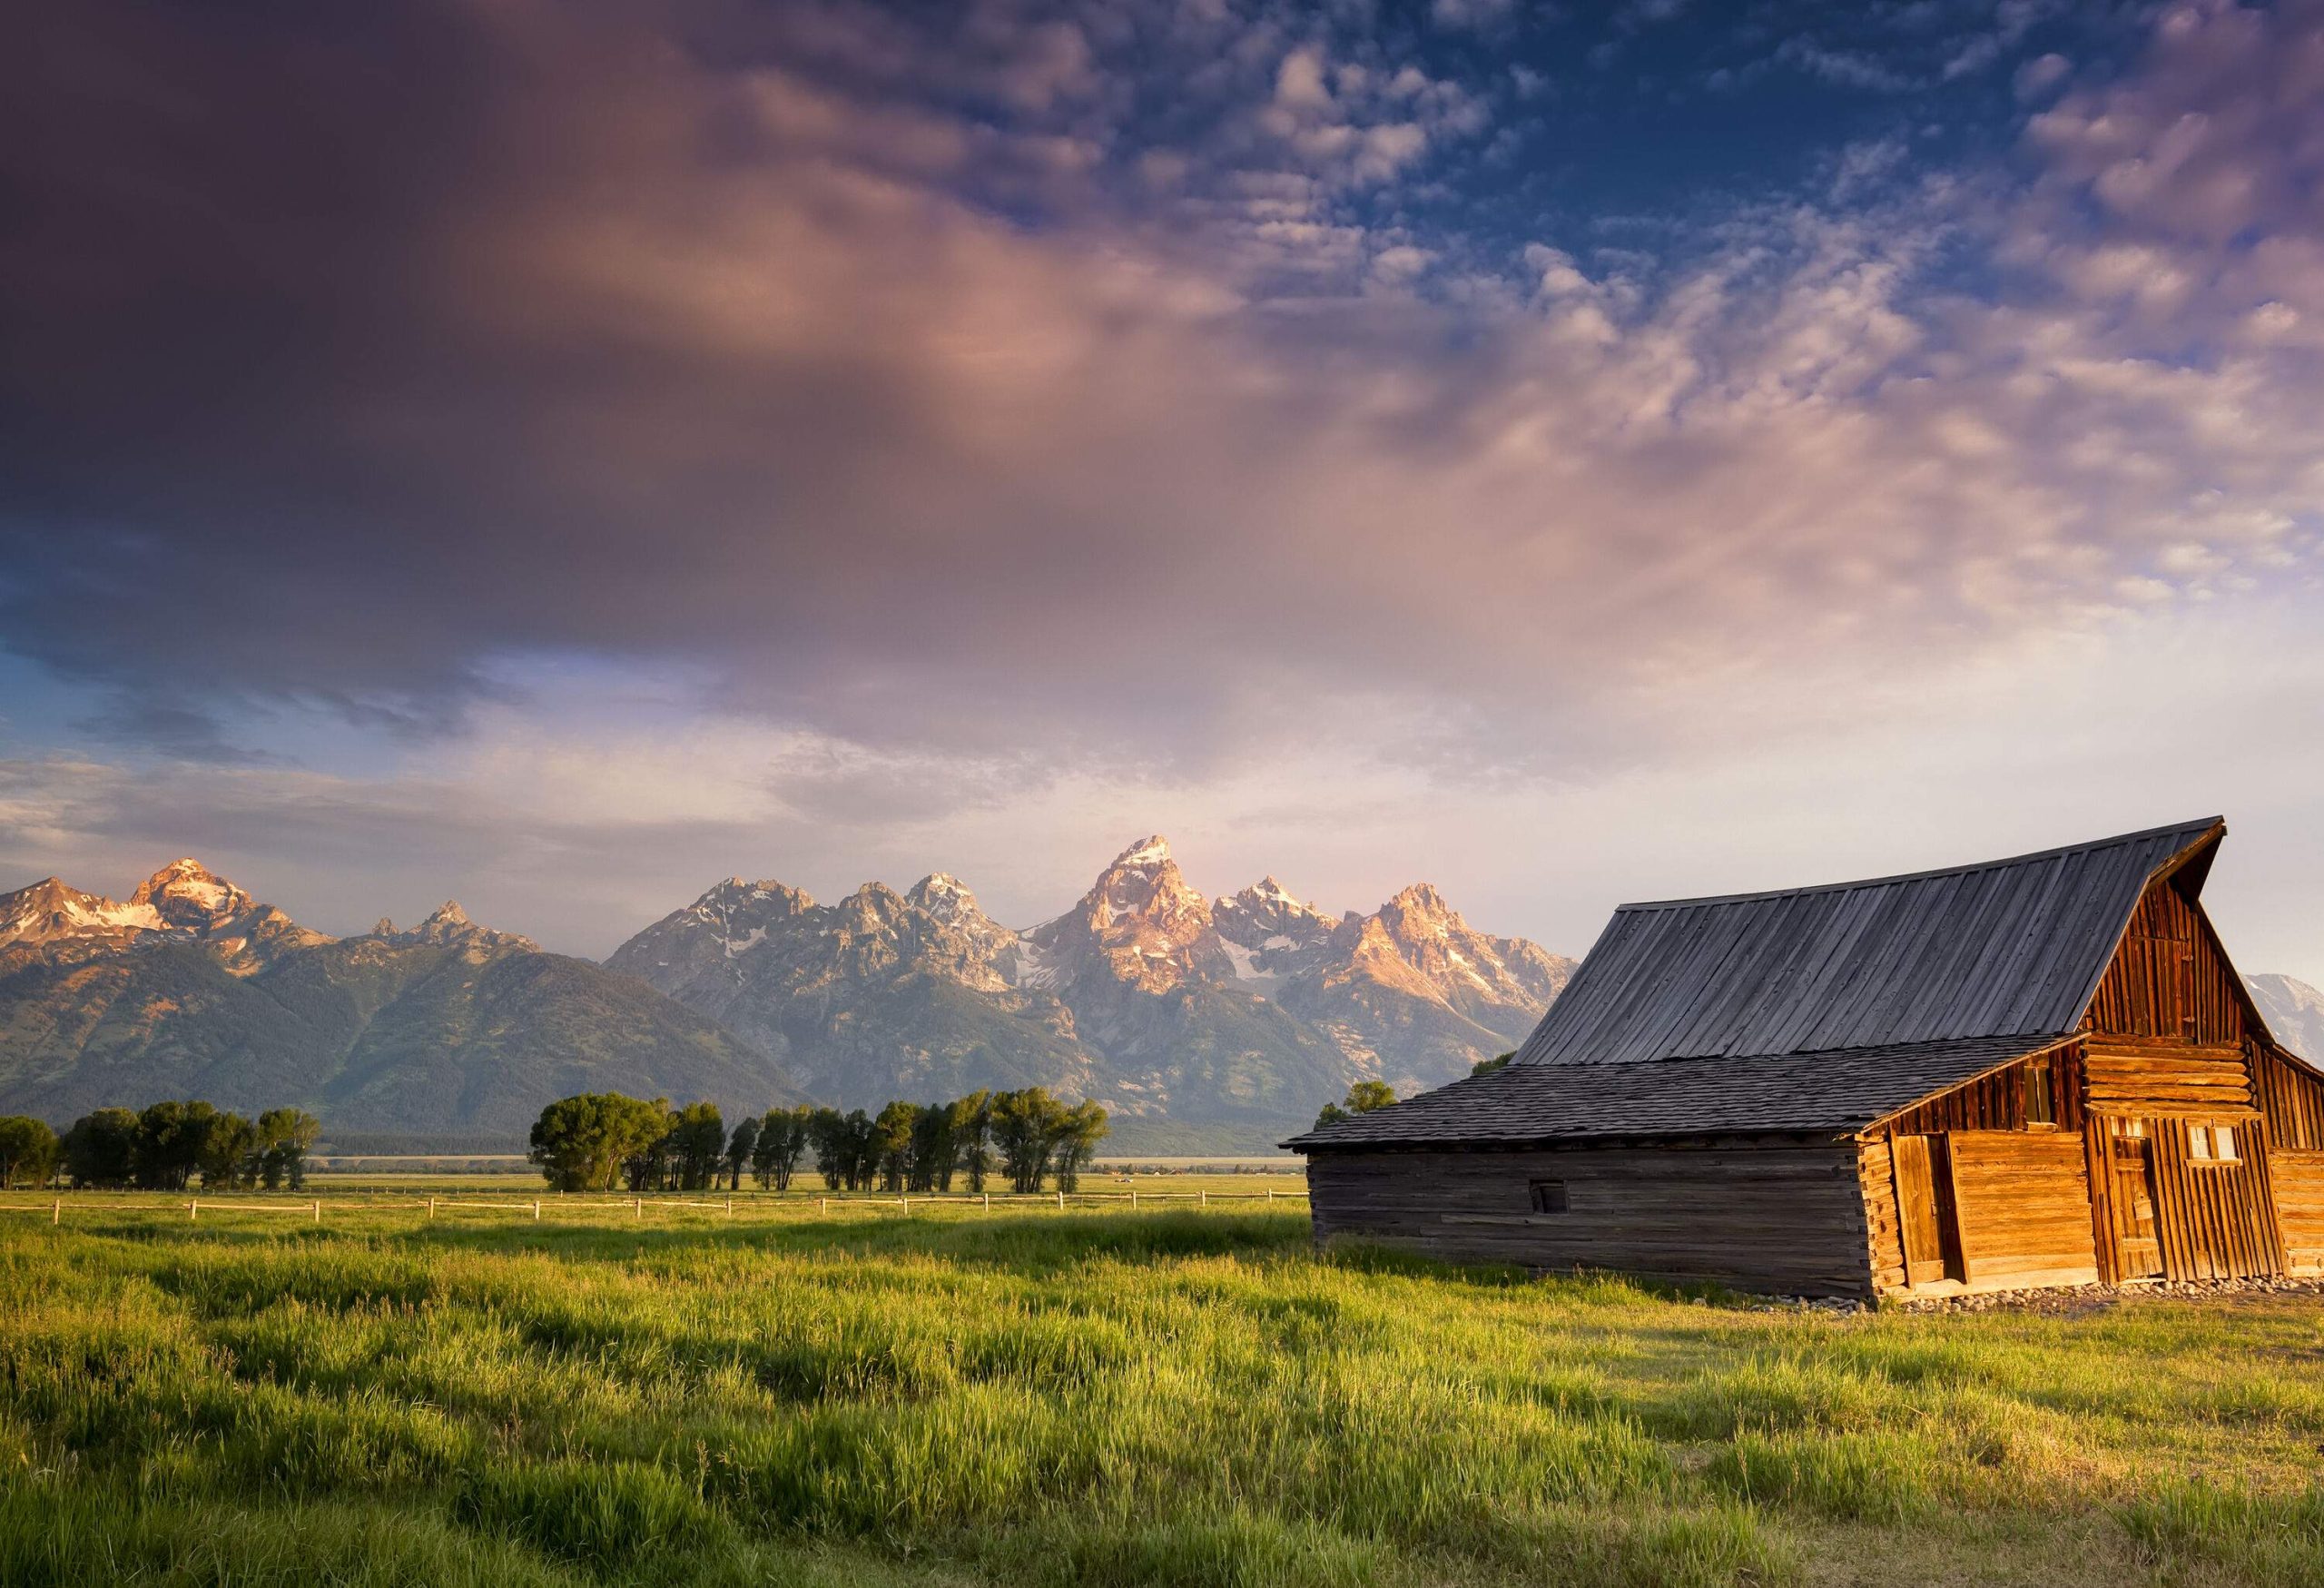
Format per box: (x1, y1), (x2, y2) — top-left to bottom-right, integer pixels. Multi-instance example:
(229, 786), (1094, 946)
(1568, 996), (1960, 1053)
(1288, 818), (2324, 1301)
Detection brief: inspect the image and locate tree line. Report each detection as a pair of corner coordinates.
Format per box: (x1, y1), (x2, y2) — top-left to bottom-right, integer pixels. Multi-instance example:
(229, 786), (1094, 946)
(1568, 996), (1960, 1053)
(529, 1088), (1109, 1196)
(0, 1102), (322, 1190)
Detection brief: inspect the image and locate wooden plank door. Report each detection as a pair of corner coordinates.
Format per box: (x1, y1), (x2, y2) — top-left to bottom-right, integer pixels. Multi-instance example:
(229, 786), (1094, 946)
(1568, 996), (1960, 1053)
(1894, 1134), (1965, 1287)
(2110, 1125), (2163, 1278)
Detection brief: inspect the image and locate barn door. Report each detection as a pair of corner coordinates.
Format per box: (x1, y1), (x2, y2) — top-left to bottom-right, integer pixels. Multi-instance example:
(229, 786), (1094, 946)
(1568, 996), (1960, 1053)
(1894, 1134), (1965, 1287)
(2109, 1121), (2163, 1278)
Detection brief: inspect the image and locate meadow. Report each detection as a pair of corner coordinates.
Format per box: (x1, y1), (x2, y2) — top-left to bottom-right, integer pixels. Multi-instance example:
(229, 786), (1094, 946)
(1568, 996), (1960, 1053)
(0, 1189), (2319, 1588)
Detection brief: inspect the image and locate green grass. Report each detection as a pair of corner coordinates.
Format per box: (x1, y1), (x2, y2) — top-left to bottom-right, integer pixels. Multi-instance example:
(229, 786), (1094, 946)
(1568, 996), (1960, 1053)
(0, 1196), (2319, 1585)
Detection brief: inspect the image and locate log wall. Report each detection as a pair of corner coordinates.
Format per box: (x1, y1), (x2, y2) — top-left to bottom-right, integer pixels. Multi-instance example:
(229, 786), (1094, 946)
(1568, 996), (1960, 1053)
(1305, 1141), (1874, 1298)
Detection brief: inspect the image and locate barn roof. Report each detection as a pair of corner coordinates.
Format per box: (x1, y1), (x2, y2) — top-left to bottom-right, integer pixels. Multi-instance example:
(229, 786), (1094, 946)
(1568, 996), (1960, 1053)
(1287, 817), (2222, 1151)
(1285, 1035), (2050, 1148)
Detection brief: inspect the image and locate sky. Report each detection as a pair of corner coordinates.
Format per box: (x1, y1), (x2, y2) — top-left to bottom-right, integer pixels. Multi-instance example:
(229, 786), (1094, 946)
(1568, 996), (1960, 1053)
(2, 0), (2321, 977)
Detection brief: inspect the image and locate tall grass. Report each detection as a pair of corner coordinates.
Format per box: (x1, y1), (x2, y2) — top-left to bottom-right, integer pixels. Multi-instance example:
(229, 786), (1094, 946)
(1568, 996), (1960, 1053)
(0, 1199), (2318, 1584)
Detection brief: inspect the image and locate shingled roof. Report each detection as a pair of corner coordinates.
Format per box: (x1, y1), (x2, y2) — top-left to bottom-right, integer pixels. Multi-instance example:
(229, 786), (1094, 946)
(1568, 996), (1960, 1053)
(1288, 817), (2222, 1151)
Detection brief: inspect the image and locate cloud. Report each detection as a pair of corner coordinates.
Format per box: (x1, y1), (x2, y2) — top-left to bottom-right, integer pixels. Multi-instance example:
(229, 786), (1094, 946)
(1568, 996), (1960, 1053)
(0, 0), (2321, 974)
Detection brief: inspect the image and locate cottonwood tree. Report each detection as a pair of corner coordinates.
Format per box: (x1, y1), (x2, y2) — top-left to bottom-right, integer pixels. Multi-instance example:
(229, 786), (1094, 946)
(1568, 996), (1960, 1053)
(724, 1115), (759, 1191)
(872, 1101), (919, 1192)
(750, 1105), (813, 1191)
(0, 1116), (58, 1188)
(1313, 1080), (1399, 1130)
(528, 1092), (670, 1191)
(133, 1100), (221, 1190)
(61, 1109), (139, 1188)
(198, 1112), (261, 1189)
(990, 1089), (1069, 1193)
(952, 1091), (993, 1193)
(667, 1102), (726, 1191)
(256, 1109), (321, 1188)
(1051, 1100), (1110, 1192)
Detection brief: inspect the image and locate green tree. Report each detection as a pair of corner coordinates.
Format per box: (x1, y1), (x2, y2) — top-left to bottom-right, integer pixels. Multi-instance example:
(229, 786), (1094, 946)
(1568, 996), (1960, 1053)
(991, 1088), (1069, 1193)
(1471, 1051), (1515, 1078)
(872, 1100), (919, 1192)
(255, 1108), (321, 1189)
(1314, 1080), (1400, 1131)
(60, 1109), (138, 1189)
(808, 1108), (848, 1190)
(724, 1114), (759, 1191)
(134, 1100), (219, 1189)
(527, 1092), (670, 1192)
(1051, 1100), (1109, 1193)
(623, 1100), (680, 1191)
(198, 1112), (260, 1189)
(668, 1102), (725, 1191)
(952, 1091), (993, 1193)
(0, 1117), (59, 1188)
(753, 1105), (813, 1191)
(908, 1102), (955, 1191)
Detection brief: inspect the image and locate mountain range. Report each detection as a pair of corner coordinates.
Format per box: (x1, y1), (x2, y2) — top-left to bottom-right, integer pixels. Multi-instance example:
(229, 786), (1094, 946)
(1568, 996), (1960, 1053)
(7, 843), (2316, 1153)
(0, 839), (1576, 1149)
(0, 860), (798, 1135)
(605, 836), (1573, 1139)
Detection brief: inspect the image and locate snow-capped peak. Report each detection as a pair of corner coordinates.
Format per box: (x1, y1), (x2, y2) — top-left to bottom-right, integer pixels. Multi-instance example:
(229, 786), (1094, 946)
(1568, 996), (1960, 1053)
(129, 858), (255, 931)
(0, 876), (166, 947)
(1109, 835), (1172, 870)
(907, 872), (983, 923)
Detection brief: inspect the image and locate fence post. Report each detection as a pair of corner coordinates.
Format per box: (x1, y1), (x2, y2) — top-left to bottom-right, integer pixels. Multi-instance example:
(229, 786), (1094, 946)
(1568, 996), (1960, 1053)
(52, 1198), (60, 1225)
(312, 1199), (320, 1225)
(982, 1192), (990, 1210)
(428, 1198), (436, 1219)
(1200, 1189), (1207, 1208)
(534, 1200), (542, 1221)
(725, 1197), (733, 1217)
(634, 1198), (642, 1218)
(820, 1197), (827, 1214)
(189, 1199), (198, 1222)
(1131, 1190), (1137, 1208)
(1057, 1190), (1065, 1211)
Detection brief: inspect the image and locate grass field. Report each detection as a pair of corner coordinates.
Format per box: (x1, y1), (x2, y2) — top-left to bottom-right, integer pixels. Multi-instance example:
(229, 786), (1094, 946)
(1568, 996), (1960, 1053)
(1, 1192), (2319, 1587)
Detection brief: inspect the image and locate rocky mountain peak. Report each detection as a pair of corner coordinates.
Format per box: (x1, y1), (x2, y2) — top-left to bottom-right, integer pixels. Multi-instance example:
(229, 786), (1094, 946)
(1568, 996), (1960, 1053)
(1110, 835), (1172, 870)
(1382, 882), (1456, 924)
(906, 872), (976, 918)
(389, 900), (534, 952)
(0, 876), (165, 949)
(1026, 834), (1224, 998)
(130, 857), (255, 932)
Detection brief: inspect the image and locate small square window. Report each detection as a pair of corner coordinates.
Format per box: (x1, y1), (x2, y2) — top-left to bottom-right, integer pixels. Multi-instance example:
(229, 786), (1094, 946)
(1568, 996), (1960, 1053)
(2189, 1125), (2212, 1160)
(1529, 1179), (1568, 1214)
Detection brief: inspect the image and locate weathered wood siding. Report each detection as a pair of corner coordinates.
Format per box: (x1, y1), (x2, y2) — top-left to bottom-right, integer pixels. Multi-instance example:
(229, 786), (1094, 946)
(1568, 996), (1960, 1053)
(2271, 1151), (2324, 1274)
(2082, 879), (2245, 1043)
(1947, 1129), (2100, 1288)
(1305, 1142), (1874, 1298)
(2252, 1044), (2324, 1149)
(2252, 1045), (2324, 1273)
(2142, 1119), (2285, 1278)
